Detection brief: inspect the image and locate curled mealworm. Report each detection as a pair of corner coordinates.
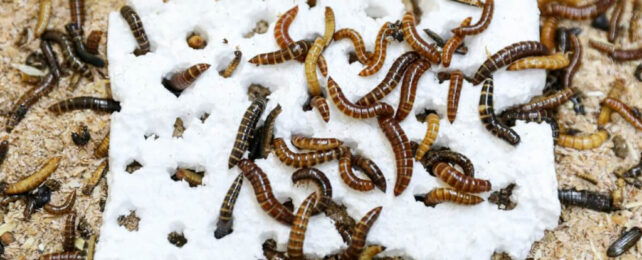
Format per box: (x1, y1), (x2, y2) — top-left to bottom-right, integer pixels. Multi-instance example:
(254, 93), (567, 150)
(359, 22), (400, 76)
(174, 169), (203, 187)
(44, 190), (76, 215)
(228, 97), (267, 168)
(291, 168), (332, 215)
(41, 30), (91, 78)
(274, 6), (298, 50)
(94, 131), (109, 158)
(165, 63), (211, 91)
(339, 151), (375, 192)
(238, 159), (295, 225)
(86, 30), (103, 55)
(219, 51), (242, 78)
(351, 155), (386, 192)
(541, 17), (558, 52)
(558, 188), (614, 212)
(563, 33), (581, 87)
(442, 17), (471, 68)
(394, 58), (431, 122)
(120, 5), (150, 56)
(517, 86), (576, 112)
(273, 138), (346, 168)
(419, 147), (475, 177)
(557, 129), (609, 150)
(39, 251), (85, 260)
(35, 0), (52, 37)
(286, 192), (317, 260)
(401, 12), (440, 63)
(446, 70), (465, 123)
(433, 162), (491, 193)
(607, 227), (642, 257)
(82, 160), (107, 195)
(310, 96), (330, 122)
(472, 41), (548, 85)
(507, 53), (570, 71)
(3, 156), (61, 195)
(338, 206), (383, 260)
(419, 187), (484, 206)
(416, 113), (440, 161)
(598, 79), (625, 126)
(40, 41), (62, 79)
(333, 28), (372, 64)
(541, 0), (615, 20)
(608, 0), (625, 43)
(65, 23), (105, 67)
(291, 135), (343, 151)
(215, 173), (243, 239)
(322, 7), (335, 46)
(6, 74), (57, 132)
(305, 37), (325, 96)
(378, 116), (413, 196)
(452, 0), (494, 36)
(357, 52), (421, 106)
(249, 40), (313, 65)
(48, 97), (120, 114)
(601, 97), (642, 130)
(327, 77), (394, 119)
(479, 78), (520, 145)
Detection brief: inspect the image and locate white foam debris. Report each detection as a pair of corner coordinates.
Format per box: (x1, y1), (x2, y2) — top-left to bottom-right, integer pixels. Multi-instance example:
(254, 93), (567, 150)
(98, 0), (560, 259)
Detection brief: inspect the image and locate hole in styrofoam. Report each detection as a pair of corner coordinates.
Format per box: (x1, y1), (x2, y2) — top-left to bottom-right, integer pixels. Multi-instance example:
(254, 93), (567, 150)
(365, 3), (388, 19)
(171, 167), (205, 187)
(172, 117), (186, 138)
(281, 197), (294, 212)
(243, 20), (270, 38)
(167, 231), (188, 248)
(117, 211), (140, 232)
(186, 28), (208, 50)
(125, 160), (143, 174)
(144, 133), (159, 140)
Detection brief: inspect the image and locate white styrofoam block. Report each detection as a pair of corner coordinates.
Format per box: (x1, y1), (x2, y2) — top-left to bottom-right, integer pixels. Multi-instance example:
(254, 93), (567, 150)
(98, 0), (559, 259)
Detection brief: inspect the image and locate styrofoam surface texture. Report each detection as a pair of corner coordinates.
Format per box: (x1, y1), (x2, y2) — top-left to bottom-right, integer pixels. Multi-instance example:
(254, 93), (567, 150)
(98, 0), (560, 259)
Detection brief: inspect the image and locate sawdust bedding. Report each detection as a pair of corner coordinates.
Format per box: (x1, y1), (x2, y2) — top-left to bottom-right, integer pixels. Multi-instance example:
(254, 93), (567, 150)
(0, 0), (640, 259)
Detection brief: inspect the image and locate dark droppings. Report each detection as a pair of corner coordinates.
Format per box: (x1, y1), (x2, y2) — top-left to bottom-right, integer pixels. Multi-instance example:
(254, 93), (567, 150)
(71, 125), (91, 146)
(168, 232), (187, 248)
(488, 184), (517, 210)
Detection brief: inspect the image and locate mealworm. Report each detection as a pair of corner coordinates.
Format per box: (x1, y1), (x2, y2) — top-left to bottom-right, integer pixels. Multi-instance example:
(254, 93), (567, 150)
(357, 52), (420, 106)
(358, 245), (386, 260)
(607, 227), (642, 257)
(442, 18), (471, 68)
(401, 12), (441, 63)
(558, 188), (614, 212)
(305, 37), (325, 96)
(291, 168), (332, 216)
(39, 251), (86, 260)
(274, 6), (298, 50)
(69, 0), (85, 29)
(238, 159), (295, 225)
(541, 17), (558, 52)
(287, 192), (317, 260)
(598, 79), (625, 126)
(120, 5), (150, 56)
(6, 74), (57, 132)
(273, 138), (346, 168)
(35, 0), (52, 37)
(249, 40), (313, 65)
(500, 110), (559, 140)
(214, 173), (243, 239)
(219, 51), (242, 78)
(359, 22), (400, 76)
(94, 132), (109, 158)
(419, 147), (475, 177)
(378, 116), (413, 196)
(65, 23), (105, 67)
(562, 33), (582, 88)
(86, 235), (96, 260)
(601, 97), (642, 130)
(3, 156), (61, 195)
(631, 0), (642, 42)
(309, 96), (330, 122)
(323, 7), (335, 46)
(557, 129), (609, 150)
(433, 162), (491, 193)
(228, 97), (266, 168)
(479, 78), (520, 145)
(174, 169), (203, 187)
(472, 41), (548, 85)
(452, 0), (494, 36)
(41, 30), (91, 78)
(339, 207), (383, 260)
(82, 160), (107, 195)
(44, 190), (76, 215)
(608, 0), (625, 43)
(40, 41), (62, 79)
(416, 113), (440, 161)
(507, 53), (570, 71)
(420, 187), (484, 206)
(86, 30), (103, 55)
(327, 77), (394, 119)
(339, 151), (375, 192)
(0, 139), (8, 167)
(291, 135), (343, 151)
(518, 86), (576, 112)
(449, 0), (482, 7)
(394, 58), (431, 121)
(541, 0), (615, 20)
(63, 211), (77, 251)
(48, 97), (121, 114)
(446, 70), (465, 123)
(165, 63), (211, 91)
(333, 28), (372, 64)
(352, 155), (386, 192)
(249, 104), (281, 160)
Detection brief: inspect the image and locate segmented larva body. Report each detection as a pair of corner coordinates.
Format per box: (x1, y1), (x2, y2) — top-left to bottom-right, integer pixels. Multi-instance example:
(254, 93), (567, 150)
(175, 169), (203, 187)
(442, 17), (471, 68)
(608, 0), (625, 43)
(433, 163), (491, 193)
(120, 5), (150, 56)
(63, 211), (77, 251)
(3, 156), (61, 195)
(339, 151), (376, 192)
(557, 129), (609, 150)
(607, 227), (642, 257)
(86, 30), (103, 55)
(333, 28), (372, 64)
(419, 148), (475, 177)
(541, 17), (558, 52)
(291, 168), (332, 215)
(339, 207), (383, 260)
(352, 155), (387, 192)
(39, 251), (86, 260)
(41, 30), (91, 78)
(257, 104), (282, 159)
(239, 159), (295, 225)
(601, 97), (642, 130)
(422, 188), (484, 206)
(395, 58), (431, 121)
(563, 33), (581, 87)
(323, 7), (335, 46)
(86, 235), (97, 260)
(249, 40), (313, 65)
(452, 0), (494, 36)
(94, 132), (109, 158)
(500, 110), (559, 139)
(215, 173), (243, 239)
(83, 160), (107, 195)
(519, 86), (576, 112)
(472, 41), (548, 85)
(415, 113), (440, 161)
(507, 53), (570, 71)
(291, 135), (343, 151)
(35, 0), (52, 37)
(359, 22), (398, 76)
(69, 0), (85, 29)
(604, 47), (642, 61)
(44, 190), (76, 215)
(451, 0), (483, 7)
(40, 41), (62, 79)
(6, 74), (58, 132)
(48, 97), (121, 114)
(228, 97), (266, 168)
(401, 12), (441, 63)
(327, 77), (394, 119)
(166, 63), (211, 91)
(631, 0), (642, 42)
(446, 70), (465, 123)
(558, 188), (614, 212)
(357, 52), (421, 106)
(310, 96), (331, 122)
(273, 138), (346, 168)
(358, 245), (386, 260)
(274, 6), (298, 49)
(219, 51), (242, 78)
(479, 78), (521, 145)
(305, 37), (325, 96)
(378, 116), (413, 196)
(598, 79), (625, 126)
(541, 0), (615, 20)
(287, 193), (317, 260)
(65, 23), (105, 67)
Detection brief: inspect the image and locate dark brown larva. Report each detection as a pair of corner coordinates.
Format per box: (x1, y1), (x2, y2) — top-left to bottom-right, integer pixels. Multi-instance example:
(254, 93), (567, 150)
(607, 227), (642, 257)
(41, 30), (91, 78)
(394, 58), (431, 122)
(478, 78), (520, 145)
(333, 28), (372, 64)
(421, 188), (484, 206)
(608, 0), (625, 43)
(6, 74), (58, 132)
(433, 163), (491, 193)
(558, 188), (614, 212)
(249, 104), (282, 160)
(215, 173), (243, 239)
(541, 0), (615, 20)
(562, 33), (582, 88)
(228, 97), (266, 168)
(238, 159), (295, 225)
(357, 52), (420, 106)
(44, 190), (76, 215)
(273, 138), (346, 168)
(310, 96), (331, 123)
(63, 211), (77, 251)
(338, 206), (383, 260)
(120, 5), (151, 56)
(249, 40), (313, 65)
(39, 251), (86, 260)
(287, 192), (317, 260)
(291, 168), (333, 215)
(377, 116), (413, 196)
(82, 160), (107, 195)
(69, 0), (85, 29)
(401, 12), (441, 63)
(94, 132), (109, 158)
(419, 147), (475, 177)
(86, 30), (103, 55)
(40, 40), (62, 79)
(359, 22), (400, 76)
(541, 17), (558, 52)
(601, 97), (642, 131)
(291, 135), (343, 151)
(339, 151), (375, 192)
(219, 51), (242, 78)
(451, 0), (494, 36)
(446, 70), (465, 123)
(65, 23), (105, 67)
(352, 155), (387, 192)
(0, 139), (8, 167)
(166, 64), (211, 91)
(3, 156), (61, 195)
(327, 77), (394, 119)
(472, 41), (548, 85)
(517, 86), (576, 112)
(48, 97), (121, 114)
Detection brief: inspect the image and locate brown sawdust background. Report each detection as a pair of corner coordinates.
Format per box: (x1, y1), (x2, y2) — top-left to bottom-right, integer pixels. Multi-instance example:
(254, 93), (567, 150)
(0, 0), (640, 259)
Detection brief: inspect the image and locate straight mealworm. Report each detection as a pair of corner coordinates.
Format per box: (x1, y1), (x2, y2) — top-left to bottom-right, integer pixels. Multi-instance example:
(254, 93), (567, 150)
(287, 193), (317, 260)
(82, 160), (107, 195)
(35, 0), (52, 37)
(507, 53), (570, 71)
(291, 135), (343, 151)
(48, 97), (121, 114)
(395, 58), (431, 121)
(214, 173), (243, 239)
(94, 132), (109, 158)
(415, 113), (440, 161)
(3, 156), (61, 195)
